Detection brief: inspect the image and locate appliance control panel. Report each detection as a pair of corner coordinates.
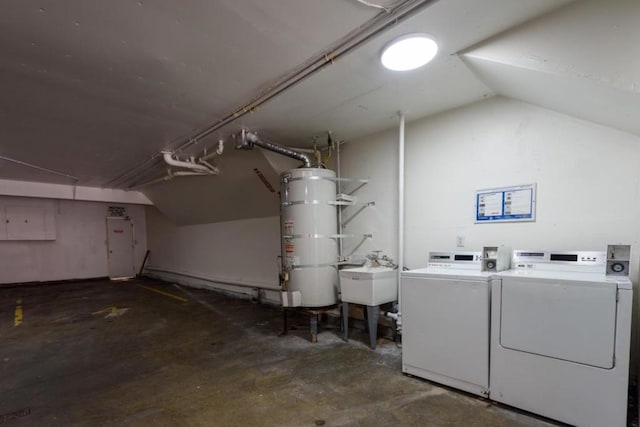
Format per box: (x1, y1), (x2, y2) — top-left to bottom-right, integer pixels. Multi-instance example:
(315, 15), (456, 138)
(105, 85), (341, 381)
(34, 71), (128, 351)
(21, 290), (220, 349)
(512, 250), (606, 272)
(428, 251), (482, 269)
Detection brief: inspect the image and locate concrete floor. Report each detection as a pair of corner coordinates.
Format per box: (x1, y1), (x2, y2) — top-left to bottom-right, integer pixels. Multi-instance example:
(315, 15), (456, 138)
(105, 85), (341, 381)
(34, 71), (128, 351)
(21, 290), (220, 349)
(0, 278), (564, 426)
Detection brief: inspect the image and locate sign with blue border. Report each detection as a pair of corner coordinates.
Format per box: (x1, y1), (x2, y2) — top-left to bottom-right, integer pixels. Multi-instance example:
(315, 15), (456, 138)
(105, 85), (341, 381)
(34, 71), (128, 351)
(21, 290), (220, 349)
(475, 184), (536, 223)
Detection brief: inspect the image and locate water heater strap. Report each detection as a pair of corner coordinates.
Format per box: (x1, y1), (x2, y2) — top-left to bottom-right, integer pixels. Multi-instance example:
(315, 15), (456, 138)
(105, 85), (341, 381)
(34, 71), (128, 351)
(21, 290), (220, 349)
(282, 234), (347, 239)
(284, 176), (337, 183)
(282, 200), (338, 206)
(282, 176), (368, 184)
(289, 263), (338, 270)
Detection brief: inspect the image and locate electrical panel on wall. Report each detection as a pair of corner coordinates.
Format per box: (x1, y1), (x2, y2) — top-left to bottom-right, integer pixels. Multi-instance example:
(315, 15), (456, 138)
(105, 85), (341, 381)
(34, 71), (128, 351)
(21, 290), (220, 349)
(0, 204), (56, 241)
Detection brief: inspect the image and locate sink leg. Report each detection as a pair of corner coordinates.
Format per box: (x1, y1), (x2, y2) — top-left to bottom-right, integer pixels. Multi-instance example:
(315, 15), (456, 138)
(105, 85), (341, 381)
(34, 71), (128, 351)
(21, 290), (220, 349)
(342, 302), (349, 342)
(366, 305), (378, 350)
(363, 306), (369, 333)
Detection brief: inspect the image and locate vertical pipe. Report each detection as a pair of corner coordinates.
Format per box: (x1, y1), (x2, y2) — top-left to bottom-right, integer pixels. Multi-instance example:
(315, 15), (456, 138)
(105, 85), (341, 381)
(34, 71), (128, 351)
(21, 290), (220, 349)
(398, 112), (405, 312)
(337, 140), (343, 261)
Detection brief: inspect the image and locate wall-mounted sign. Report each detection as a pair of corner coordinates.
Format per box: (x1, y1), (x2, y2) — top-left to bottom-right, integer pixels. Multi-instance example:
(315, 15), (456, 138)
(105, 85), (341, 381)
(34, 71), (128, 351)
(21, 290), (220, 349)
(475, 184), (536, 223)
(108, 206), (127, 217)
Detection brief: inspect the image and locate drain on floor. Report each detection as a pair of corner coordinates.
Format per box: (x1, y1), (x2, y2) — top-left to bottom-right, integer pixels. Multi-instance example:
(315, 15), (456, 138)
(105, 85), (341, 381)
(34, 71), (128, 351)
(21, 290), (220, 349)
(0, 408), (31, 423)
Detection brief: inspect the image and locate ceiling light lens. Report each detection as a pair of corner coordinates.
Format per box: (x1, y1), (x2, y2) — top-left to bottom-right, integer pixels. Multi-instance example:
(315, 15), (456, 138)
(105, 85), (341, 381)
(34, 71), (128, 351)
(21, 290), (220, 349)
(381, 34), (438, 71)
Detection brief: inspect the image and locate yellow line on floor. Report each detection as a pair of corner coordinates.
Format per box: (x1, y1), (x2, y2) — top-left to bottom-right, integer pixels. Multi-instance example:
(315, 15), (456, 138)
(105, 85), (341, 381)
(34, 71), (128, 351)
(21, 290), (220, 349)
(137, 285), (188, 303)
(14, 298), (23, 327)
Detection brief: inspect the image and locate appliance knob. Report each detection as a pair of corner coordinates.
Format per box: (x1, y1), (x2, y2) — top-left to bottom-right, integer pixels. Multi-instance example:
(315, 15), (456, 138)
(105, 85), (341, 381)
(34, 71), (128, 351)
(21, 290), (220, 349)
(612, 262), (625, 273)
(486, 260), (496, 270)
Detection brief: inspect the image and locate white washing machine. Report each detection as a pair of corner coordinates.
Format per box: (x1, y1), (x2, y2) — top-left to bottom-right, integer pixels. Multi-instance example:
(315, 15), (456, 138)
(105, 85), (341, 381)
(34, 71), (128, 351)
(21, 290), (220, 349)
(491, 248), (632, 427)
(401, 247), (510, 397)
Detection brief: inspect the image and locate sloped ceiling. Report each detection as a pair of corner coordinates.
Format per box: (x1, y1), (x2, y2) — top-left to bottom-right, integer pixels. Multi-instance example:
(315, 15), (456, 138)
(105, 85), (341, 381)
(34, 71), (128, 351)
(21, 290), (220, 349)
(0, 0), (572, 190)
(0, 0), (380, 186)
(462, 0), (640, 136)
(143, 148), (281, 225)
(225, 0), (576, 144)
(10, 0), (639, 224)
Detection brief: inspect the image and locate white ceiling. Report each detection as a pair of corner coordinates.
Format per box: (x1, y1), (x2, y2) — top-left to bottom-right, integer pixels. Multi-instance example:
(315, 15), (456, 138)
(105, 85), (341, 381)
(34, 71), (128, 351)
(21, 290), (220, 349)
(0, 0), (574, 187)
(462, 0), (640, 137)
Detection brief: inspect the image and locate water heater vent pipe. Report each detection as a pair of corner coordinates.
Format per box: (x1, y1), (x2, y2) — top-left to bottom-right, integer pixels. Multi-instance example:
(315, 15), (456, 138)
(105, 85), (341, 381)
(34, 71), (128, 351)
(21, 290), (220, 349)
(235, 130), (312, 168)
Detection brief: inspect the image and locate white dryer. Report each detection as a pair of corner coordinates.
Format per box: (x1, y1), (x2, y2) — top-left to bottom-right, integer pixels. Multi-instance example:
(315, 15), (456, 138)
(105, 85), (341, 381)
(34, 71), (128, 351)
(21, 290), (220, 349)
(401, 247), (510, 397)
(490, 248), (632, 427)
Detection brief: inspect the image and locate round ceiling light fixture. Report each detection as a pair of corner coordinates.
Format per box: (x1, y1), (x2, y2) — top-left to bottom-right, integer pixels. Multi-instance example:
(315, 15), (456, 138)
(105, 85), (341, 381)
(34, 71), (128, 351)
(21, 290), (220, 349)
(380, 33), (438, 71)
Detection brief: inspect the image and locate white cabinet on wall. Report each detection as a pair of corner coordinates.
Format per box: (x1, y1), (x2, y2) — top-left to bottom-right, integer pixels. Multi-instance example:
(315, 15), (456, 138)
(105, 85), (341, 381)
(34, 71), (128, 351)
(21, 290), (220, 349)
(7, 206), (46, 240)
(0, 203), (56, 241)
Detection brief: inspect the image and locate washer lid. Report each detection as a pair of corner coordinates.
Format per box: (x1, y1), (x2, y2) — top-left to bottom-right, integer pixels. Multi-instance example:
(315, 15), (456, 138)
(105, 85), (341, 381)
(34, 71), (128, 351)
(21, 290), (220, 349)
(499, 276), (618, 369)
(402, 268), (492, 279)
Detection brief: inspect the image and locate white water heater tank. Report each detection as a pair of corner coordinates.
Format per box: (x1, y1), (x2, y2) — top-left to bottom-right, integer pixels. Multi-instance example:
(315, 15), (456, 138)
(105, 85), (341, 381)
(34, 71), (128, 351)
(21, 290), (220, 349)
(281, 168), (338, 307)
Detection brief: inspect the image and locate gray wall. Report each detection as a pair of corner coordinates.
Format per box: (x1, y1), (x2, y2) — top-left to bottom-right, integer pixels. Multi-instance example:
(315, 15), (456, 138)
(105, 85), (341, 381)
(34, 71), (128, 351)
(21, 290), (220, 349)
(144, 207), (281, 301)
(0, 196), (147, 284)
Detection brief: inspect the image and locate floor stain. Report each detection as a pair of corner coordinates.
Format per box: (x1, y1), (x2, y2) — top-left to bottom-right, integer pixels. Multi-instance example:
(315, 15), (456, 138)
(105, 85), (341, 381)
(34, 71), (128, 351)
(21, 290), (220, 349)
(0, 278), (572, 426)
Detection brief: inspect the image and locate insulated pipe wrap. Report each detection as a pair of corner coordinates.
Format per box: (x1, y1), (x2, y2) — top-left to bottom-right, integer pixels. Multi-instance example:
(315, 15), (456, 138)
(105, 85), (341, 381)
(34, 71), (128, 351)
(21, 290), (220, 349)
(237, 131), (312, 168)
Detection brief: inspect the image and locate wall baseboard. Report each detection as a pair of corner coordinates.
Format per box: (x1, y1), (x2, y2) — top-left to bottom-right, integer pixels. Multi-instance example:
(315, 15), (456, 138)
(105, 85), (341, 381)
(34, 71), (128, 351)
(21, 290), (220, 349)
(0, 276), (110, 289)
(144, 268), (282, 306)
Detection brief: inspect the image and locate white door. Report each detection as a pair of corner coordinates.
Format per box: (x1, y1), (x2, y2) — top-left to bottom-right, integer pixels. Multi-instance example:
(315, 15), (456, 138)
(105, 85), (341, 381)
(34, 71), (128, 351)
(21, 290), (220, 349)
(402, 275), (491, 395)
(106, 218), (135, 279)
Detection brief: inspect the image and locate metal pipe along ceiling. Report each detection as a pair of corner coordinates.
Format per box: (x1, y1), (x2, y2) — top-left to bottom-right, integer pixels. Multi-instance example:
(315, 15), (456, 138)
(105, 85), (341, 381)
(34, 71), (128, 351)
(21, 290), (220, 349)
(0, 155), (79, 182)
(105, 0), (439, 188)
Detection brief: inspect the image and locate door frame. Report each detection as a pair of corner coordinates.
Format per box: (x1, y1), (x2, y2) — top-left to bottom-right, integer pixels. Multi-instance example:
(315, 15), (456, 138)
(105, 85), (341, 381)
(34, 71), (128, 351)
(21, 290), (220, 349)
(106, 216), (135, 279)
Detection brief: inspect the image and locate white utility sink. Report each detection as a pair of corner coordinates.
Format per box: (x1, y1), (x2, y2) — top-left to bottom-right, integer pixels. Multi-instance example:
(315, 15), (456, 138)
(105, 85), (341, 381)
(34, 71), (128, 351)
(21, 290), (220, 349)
(339, 266), (398, 306)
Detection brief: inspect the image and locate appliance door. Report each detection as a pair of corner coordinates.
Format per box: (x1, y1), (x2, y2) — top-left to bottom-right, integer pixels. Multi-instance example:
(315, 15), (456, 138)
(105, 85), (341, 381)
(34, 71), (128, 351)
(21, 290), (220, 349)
(499, 277), (617, 368)
(402, 275), (490, 393)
